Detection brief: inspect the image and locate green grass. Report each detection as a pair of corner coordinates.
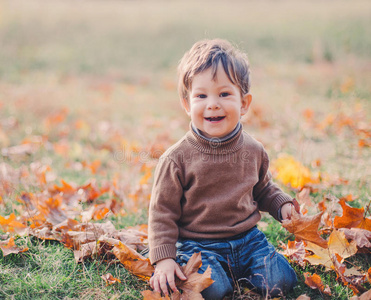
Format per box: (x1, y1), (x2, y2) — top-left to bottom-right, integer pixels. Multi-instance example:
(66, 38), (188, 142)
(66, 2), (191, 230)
(0, 0), (370, 299)
(0, 236), (147, 299)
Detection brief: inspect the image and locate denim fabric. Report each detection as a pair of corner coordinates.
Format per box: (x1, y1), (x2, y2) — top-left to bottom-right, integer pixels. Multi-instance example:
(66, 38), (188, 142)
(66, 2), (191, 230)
(176, 226), (297, 300)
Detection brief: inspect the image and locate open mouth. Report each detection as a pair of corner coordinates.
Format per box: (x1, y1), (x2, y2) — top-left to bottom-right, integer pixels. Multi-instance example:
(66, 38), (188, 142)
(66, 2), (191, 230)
(205, 116), (225, 122)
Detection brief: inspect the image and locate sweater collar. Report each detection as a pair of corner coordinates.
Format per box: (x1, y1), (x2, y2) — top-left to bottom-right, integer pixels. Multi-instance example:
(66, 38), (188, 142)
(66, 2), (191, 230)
(187, 123), (244, 154)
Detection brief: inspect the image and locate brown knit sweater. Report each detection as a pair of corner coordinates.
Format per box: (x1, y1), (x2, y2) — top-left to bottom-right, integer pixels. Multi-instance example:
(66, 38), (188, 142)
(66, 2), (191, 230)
(148, 127), (293, 264)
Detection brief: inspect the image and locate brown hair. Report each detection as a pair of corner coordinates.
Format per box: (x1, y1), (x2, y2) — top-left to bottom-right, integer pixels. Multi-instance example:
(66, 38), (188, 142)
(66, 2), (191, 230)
(177, 39), (251, 102)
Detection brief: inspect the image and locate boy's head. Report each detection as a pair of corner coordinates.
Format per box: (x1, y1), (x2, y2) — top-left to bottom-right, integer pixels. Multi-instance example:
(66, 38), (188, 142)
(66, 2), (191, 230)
(178, 39), (251, 103)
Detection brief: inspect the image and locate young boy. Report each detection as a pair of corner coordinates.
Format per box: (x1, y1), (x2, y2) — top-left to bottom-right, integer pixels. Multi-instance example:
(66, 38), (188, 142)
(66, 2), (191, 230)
(148, 39), (297, 299)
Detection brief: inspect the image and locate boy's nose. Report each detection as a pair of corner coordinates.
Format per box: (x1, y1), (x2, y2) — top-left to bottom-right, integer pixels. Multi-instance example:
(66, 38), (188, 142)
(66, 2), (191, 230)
(207, 97), (220, 110)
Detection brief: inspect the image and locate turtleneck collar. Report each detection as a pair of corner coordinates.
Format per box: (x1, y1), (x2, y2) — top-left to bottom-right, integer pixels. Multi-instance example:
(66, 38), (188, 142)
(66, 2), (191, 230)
(191, 122), (242, 143)
(187, 122), (244, 154)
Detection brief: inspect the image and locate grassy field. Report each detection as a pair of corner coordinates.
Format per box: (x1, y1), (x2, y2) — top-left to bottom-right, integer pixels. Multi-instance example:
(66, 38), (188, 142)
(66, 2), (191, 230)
(0, 0), (370, 299)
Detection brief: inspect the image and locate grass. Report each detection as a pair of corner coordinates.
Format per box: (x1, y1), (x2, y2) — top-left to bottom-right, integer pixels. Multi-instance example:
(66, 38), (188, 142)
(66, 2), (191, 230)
(0, 0), (370, 299)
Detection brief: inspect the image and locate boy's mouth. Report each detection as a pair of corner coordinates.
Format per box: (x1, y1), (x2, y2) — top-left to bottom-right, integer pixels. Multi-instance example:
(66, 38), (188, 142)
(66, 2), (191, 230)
(205, 116), (225, 122)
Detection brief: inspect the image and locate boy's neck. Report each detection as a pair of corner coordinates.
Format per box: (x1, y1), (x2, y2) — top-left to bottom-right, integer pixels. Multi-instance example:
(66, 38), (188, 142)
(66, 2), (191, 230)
(191, 122), (242, 142)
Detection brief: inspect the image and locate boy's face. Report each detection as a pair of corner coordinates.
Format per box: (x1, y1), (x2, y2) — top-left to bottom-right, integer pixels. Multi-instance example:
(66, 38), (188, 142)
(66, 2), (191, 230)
(182, 63), (252, 139)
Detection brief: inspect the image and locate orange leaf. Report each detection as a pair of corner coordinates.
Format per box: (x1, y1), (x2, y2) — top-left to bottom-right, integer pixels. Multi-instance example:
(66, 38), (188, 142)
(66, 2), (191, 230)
(101, 273), (121, 285)
(0, 237), (29, 256)
(141, 290), (170, 300)
(175, 252), (214, 299)
(282, 208), (328, 248)
(334, 199), (371, 230)
(99, 237), (154, 281)
(0, 213), (28, 235)
(304, 272), (331, 295)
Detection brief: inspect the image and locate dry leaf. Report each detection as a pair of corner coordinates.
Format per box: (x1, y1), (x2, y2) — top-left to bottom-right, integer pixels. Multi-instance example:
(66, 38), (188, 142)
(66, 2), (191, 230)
(334, 200), (371, 231)
(0, 237), (29, 256)
(0, 213), (28, 235)
(304, 272), (331, 295)
(279, 240), (306, 267)
(141, 290), (170, 300)
(296, 295), (311, 300)
(74, 241), (99, 263)
(175, 252), (214, 299)
(328, 230), (358, 260)
(282, 208), (328, 248)
(99, 237), (154, 281)
(101, 273), (121, 285)
(338, 228), (371, 249)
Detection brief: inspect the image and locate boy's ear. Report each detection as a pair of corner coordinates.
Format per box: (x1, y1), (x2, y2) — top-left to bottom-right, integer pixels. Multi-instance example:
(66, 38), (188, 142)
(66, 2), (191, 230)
(181, 98), (191, 116)
(241, 93), (252, 116)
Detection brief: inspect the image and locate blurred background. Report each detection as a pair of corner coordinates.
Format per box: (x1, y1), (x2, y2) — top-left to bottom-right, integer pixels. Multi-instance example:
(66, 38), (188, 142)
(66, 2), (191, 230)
(0, 0), (370, 198)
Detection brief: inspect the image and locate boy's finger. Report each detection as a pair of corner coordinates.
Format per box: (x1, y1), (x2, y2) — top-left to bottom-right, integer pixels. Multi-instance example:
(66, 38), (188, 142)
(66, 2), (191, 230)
(175, 264), (187, 280)
(152, 278), (161, 294)
(166, 273), (179, 293)
(159, 276), (169, 296)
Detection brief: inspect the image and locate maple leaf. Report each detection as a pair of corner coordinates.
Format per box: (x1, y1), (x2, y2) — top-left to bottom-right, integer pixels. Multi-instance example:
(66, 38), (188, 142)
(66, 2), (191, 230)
(271, 155), (319, 189)
(101, 273), (121, 286)
(305, 230), (358, 270)
(303, 272), (332, 295)
(74, 241), (99, 263)
(0, 237), (29, 256)
(0, 213), (27, 235)
(338, 228), (371, 249)
(174, 252), (214, 300)
(350, 289), (371, 300)
(141, 290), (170, 300)
(296, 295), (311, 300)
(334, 199), (371, 231)
(99, 237), (154, 281)
(282, 208), (328, 248)
(279, 240), (306, 267)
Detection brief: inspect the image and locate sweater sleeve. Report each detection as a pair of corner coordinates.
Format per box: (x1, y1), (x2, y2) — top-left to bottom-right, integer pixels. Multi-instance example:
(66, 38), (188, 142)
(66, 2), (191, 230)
(148, 156), (184, 264)
(253, 149), (293, 220)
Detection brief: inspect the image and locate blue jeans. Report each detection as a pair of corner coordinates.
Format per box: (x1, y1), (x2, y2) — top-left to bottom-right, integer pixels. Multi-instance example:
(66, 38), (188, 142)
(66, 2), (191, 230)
(176, 226), (297, 300)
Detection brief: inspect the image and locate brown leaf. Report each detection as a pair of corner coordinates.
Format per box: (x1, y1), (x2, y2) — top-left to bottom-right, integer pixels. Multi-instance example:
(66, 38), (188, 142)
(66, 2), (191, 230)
(0, 213), (27, 236)
(304, 272), (331, 295)
(338, 228), (371, 249)
(328, 230), (358, 260)
(358, 289), (371, 300)
(175, 252), (214, 299)
(99, 237), (154, 281)
(0, 237), (29, 256)
(141, 290), (170, 300)
(101, 273), (121, 285)
(279, 240), (306, 267)
(296, 295), (311, 300)
(296, 188), (313, 207)
(334, 200), (371, 231)
(74, 241), (98, 263)
(282, 208), (328, 248)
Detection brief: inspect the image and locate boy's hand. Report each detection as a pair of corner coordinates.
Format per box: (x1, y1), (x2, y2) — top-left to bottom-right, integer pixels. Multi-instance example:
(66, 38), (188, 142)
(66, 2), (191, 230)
(281, 203), (294, 220)
(150, 258), (187, 296)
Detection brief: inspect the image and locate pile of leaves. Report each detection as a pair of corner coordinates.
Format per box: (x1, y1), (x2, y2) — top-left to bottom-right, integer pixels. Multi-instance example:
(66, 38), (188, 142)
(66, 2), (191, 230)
(280, 196), (371, 299)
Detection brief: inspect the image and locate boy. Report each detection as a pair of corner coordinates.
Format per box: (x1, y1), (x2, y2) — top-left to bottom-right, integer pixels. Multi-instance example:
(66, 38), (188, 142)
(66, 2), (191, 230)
(148, 39), (297, 299)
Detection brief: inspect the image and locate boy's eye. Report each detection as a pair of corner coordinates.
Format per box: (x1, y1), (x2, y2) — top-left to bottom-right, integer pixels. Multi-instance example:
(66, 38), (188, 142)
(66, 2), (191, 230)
(197, 94), (207, 99)
(220, 92), (230, 97)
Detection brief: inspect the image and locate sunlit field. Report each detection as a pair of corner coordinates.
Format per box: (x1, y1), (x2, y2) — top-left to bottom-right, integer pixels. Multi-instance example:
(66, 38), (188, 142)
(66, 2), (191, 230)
(0, 0), (370, 299)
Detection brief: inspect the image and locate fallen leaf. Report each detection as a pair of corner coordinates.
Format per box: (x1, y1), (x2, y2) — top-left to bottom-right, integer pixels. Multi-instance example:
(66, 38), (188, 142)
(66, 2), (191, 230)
(279, 240), (306, 267)
(305, 241), (334, 270)
(334, 200), (371, 231)
(0, 213), (28, 235)
(0, 237), (28, 256)
(101, 273), (121, 285)
(99, 237), (154, 281)
(175, 252), (214, 299)
(304, 272), (331, 295)
(271, 155), (319, 189)
(141, 290), (170, 300)
(296, 188), (313, 207)
(328, 230), (358, 261)
(282, 208), (328, 248)
(74, 241), (99, 263)
(338, 228), (371, 249)
(296, 295), (311, 300)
